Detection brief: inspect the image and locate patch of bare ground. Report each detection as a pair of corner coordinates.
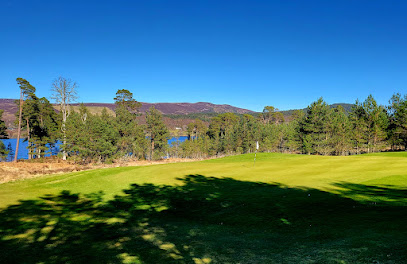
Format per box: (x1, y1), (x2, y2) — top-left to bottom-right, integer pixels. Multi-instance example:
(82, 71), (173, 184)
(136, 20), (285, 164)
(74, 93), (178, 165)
(0, 157), (207, 184)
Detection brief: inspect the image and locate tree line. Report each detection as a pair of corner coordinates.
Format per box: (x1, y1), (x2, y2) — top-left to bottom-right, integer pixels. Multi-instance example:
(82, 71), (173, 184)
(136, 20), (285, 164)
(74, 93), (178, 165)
(177, 95), (407, 158)
(0, 78), (171, 163)
(0, 76), (406, 162)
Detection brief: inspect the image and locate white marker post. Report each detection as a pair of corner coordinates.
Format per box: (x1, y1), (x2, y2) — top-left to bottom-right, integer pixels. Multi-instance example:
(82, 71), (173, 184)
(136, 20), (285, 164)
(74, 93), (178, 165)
(254, 141), (259, 167)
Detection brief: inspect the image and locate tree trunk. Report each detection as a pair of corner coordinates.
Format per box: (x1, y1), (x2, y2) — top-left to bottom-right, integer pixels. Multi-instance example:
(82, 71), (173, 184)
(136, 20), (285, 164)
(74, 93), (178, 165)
(150, 138), (154, 160)
(14, 91), (23, 162)
(27, 118), (31, 159)
(62, 105), (67, 161)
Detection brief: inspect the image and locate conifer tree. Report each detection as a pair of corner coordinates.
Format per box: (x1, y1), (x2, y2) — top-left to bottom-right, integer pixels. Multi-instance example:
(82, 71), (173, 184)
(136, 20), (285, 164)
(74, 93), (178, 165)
(388, 93), (407, 150)
(329, 106), (351, 155)
(349, 100), (368, 154)
(65, 107), (119, 163)
(21, 93), (39, 159)
(146, 106), (169, 160)
(0, 141), (8, 161)
(362, 95), (388, 152)
(299, 98), (331, 155)
(15, 78), (36, 162)
(6, 143), (14, 162)
(31, 97), (59, 158)
(0, 109), (8, 139)
(113, 89), (146, 159)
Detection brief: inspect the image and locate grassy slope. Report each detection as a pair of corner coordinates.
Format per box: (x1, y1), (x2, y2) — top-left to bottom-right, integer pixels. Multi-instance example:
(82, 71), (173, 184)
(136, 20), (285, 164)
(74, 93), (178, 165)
(0, 153), (406, 263)
(1, 152), (406, 207)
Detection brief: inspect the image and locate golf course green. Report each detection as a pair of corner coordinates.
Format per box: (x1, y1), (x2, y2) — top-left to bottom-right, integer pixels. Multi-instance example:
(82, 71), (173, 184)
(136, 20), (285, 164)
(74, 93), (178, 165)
(1, 153), (406, 263)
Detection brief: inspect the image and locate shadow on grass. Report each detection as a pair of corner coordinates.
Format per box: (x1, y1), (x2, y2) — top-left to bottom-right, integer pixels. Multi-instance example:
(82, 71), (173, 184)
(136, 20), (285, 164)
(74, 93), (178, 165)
(332, 182), (407, 205)
(1, 175), (406, 263)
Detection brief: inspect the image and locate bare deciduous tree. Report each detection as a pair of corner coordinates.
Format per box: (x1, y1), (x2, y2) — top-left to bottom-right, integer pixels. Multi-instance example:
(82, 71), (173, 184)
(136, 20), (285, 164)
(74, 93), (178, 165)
(51, 77), (78, 160)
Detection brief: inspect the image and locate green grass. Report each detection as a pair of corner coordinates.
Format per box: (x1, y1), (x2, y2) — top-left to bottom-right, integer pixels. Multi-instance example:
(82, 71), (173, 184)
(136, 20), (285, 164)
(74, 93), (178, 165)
(0, 153), (406, 263)
(1, 153), (406, 206)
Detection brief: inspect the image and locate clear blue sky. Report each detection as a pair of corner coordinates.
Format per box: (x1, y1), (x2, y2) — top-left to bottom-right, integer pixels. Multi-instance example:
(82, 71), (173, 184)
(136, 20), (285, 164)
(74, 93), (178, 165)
(1, 0), (406, 112)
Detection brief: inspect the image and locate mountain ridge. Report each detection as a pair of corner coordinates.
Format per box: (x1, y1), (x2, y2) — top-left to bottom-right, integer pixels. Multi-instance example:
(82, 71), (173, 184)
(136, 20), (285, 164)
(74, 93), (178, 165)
(0, 99), (254, 129)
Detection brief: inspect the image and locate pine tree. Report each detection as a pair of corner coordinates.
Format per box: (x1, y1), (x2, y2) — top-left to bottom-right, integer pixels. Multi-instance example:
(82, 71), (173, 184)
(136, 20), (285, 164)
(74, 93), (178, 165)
(15, 78), (36, 162)
(6, 143), (14, 162)
(21, 93), (39, 159)
(261, 106), (284, 124)
(329, 106), (351, 155)
(208, 113), (239, 153)
(349, 100), (368, 154)
(146, 106), (169, 160)
(31, 97), (59, 158)
(362, 95), (388, 153)
(113, 89), (146, 159)
(0, 140), (8, 161)
(299, 98), (331, 155)
(114, 89), (141, 113)
(388, 93), (407, 150)
(65, 108), (119, 163)
(0, 109), (8, 139)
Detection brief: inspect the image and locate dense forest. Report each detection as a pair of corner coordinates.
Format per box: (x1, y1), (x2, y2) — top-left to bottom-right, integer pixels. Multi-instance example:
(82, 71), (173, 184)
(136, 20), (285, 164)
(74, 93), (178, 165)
(1, 77), (407, 163)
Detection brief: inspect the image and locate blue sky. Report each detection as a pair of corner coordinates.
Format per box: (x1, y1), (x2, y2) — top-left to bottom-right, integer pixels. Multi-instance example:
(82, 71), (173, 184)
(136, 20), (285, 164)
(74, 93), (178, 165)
(1, 0), (406, 112)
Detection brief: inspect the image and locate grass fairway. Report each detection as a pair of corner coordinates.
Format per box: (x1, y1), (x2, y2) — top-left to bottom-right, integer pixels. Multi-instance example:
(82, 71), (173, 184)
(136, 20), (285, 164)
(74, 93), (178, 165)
(0, 153), (406, 263)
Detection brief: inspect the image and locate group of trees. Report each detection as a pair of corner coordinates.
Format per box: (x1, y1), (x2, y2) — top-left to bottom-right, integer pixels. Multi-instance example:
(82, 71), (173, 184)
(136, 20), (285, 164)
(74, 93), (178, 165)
(0, 109), (9, 161)
(63, 90), (169, 163)
(9, 80), (169, 163)
(176, 95), (407, 158)
(13, 78), (59, 160)
(2, 76), (407, 163)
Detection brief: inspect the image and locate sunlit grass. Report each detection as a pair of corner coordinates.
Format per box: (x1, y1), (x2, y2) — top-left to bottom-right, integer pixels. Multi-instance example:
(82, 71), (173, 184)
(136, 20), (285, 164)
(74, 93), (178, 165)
(0, 152), (406, 207)
(0, 153), (406, 263)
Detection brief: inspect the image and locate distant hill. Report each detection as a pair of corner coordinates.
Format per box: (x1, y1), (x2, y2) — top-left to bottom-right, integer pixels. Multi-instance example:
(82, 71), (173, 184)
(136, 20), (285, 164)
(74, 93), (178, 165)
(0, 99), (355, 129)
(279, 103), (354, 117)
(69, 101), (255, 115)
(330, 103), (354, 112)
(0, 99), (254, 137)
(0, 99), (18, 128)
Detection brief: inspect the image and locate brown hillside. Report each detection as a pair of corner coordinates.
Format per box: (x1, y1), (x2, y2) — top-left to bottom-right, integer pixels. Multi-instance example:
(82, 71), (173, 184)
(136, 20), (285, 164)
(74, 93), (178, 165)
(69, 101), (254, 115)
(0, 99), (253, 137)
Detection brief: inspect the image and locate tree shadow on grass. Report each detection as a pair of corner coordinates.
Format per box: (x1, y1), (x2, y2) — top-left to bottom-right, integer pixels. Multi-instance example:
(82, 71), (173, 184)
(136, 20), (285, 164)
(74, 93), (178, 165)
(1, 175), (406, 263)
(332, 182), (407, 205)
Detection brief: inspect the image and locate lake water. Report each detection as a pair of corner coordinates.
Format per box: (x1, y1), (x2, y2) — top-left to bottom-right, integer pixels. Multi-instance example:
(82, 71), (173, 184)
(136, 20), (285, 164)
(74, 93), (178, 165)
(1, 136), (189, 161)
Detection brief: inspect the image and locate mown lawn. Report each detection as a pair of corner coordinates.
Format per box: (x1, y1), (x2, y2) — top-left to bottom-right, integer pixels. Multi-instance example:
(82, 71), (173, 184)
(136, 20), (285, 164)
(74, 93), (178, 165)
(0, 153), (406, 263)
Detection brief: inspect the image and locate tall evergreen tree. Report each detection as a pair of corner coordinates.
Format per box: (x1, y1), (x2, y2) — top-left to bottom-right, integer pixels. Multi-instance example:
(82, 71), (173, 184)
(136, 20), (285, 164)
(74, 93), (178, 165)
(15, 78), (36, 162)
(329, 106), (352, 155)
(299, 98), (331, 155)
(6, 143), (14, 162)
(388, 93), (407, 150)
(261, 106), (284, 124)
(21, 93), (39, 159)
(65, 107), (119, 163)
(362, 95), (388, 153)
(207, 113), (239, 154)
(113, 89), (146, 159)
(0, 109), (8, 139)
(349, 100), (368, 154)
(31, 97), (59, 158)
(284, 111), (302, 152)
(146, 106), (169, 160)
(0, 141), (8, 161)
(186, 119), (207, 140)
(114, 89), (141, 113)
(236, 114), (259, 153)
